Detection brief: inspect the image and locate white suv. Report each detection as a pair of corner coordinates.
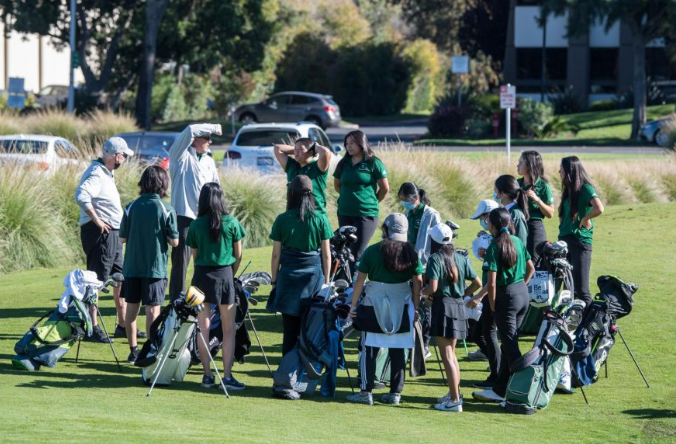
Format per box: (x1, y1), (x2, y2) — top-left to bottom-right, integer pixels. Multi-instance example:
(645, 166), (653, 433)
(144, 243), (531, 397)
(222, 122), (341, 174)
(0, 135), (81, 172)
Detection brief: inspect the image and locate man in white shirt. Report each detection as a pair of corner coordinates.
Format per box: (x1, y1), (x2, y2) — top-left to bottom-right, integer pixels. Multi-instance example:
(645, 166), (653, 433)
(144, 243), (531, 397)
(168, 123), (222, 301)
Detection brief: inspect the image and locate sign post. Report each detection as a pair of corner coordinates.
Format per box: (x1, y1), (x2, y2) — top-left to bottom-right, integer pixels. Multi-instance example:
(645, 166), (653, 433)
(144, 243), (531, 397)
(451, 55), (469, 107)
(500, 84), (516, 166)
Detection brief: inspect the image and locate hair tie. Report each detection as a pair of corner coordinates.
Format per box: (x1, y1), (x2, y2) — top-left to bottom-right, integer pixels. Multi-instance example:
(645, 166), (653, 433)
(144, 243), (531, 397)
(500, 227), (510, 233)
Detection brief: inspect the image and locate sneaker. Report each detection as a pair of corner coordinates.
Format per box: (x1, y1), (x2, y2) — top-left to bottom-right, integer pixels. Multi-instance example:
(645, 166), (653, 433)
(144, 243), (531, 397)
(380, 393), (401, 405)
(472, 389), (504, 403)
(137, 331), (147, 339)
(472, 378), (495, 389)
(85, 327), (113, 343)
(127, 349), (140, 364)
(467, 350), (488, 361)
(437, 392), (464, 403)
(273, 389), (301, 400)
(435, 398), (463, 412)
(201, 375), (215, 388)
(373, 381), (386, 390)
(114, 325), (127, 338)
(223, 376), (245, 390)
(347, 392), (374, 405)
(424, 347), (432, 360)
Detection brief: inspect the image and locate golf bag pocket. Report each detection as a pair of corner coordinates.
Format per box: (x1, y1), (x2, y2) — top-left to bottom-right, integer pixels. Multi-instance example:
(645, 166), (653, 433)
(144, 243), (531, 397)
(528, 272), (554, 307)
(506, 364), (544, 409)
(273, 348), (320, 396)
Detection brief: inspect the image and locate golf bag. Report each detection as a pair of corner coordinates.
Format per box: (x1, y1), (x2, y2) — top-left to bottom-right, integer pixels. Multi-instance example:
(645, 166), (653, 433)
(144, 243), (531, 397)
(12, 270), (107, 371)
(273, 298), (341, 398)
(571, 276), (638, 388)
(136, 297), (201, 386)
(330, 226), (358, 285)
(504, 311), (574, 414)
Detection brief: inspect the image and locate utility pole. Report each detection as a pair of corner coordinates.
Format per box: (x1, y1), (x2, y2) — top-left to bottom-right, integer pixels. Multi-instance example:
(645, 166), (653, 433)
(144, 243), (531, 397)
(540, 9), (548, 102)
(67, 0), (76, 114)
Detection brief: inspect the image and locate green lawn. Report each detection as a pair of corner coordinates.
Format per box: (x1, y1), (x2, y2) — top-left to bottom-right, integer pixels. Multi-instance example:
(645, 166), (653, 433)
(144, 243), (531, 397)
(1, 203), (675, 443)
(417, 104), (675, 147)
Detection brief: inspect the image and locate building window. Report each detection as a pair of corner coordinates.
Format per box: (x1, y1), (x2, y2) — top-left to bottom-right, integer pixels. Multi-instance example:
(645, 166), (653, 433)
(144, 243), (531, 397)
(646, 48), (676, 81)
(516, 48), (567, 81)
(589, 48), (618, 93)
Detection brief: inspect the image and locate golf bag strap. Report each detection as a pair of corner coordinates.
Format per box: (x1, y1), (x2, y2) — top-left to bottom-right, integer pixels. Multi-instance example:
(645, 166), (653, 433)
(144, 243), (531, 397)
(28, 310), (80, 346)
(542, 321), (574, 357)
(298, 348), (324, 380)
(298, 304), (328, 362)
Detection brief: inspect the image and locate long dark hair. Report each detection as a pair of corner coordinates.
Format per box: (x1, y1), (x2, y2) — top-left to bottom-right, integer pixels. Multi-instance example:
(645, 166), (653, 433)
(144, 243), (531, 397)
(558, 156), (593, 221)
(138, 165), (170, 197)
(380, 226), (418, 273)
(398, 182), (430, 206)
(287, 175), (316, 223)
(197, 182), (229, 243)
(520, 150), (548, 185)
(489, 208), (517, 269)
(335, 130), (376, 176)
(430, 240), (458, 284)
(495, 174), (530, 220)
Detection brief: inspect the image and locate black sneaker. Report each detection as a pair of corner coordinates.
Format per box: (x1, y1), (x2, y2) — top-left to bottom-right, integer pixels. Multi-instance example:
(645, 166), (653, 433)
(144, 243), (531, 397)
(114, 325), (127, 338)
(85, 327), (113, 343)
(127, 349), (140, 364)
(472, 378), (495, 389)
(137, 331), (147, 339)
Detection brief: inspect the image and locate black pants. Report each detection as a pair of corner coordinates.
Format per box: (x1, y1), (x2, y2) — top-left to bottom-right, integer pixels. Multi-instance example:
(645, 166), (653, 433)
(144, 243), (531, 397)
(527, 219), (547, 268)
(473, 303), (500, 381)
(360, 346), (406, 394)
(282, 314), (302, 356)
(492, 282), (529, 397)
(561, 234), (593, 311)
(169, 216), (194, 301)
(337, 215), (379, 272)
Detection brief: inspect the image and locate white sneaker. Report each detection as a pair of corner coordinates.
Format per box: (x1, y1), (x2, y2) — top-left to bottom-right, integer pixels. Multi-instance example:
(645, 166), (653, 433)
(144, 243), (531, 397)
(437, 392), (464, 403)
(435, 398), (463, 412)
(471, 389), (504, 403)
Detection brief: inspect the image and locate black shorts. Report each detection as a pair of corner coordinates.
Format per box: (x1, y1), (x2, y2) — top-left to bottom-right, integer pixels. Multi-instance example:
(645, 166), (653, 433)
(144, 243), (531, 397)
(122, 277), (167, 306)
(191, 265), (235, 305)
(80, 222), (123, 282)
(430, 297), (468, 340)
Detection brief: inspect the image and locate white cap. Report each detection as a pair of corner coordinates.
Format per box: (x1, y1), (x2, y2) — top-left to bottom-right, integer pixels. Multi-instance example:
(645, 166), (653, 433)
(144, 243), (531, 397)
(429, 223), (454, 245)
(383, 213), (408, 242)
(469, 199), (500, 220)
(103, 137), (134, 157)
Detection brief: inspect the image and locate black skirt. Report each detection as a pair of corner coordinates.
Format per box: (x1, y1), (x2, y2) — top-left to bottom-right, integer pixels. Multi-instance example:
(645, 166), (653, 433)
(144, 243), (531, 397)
(191, 265), (235, 305)
(430, 297), (468, 339)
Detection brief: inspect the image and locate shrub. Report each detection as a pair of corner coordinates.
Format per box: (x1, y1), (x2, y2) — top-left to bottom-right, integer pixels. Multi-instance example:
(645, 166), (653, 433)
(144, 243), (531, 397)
(162, 84), (188, 122)
(549, 86), (584, 115)
(466, 119), (492, 138)
(402, 39), (443, 113)
(534, 116), (579, 139)
(428, 95), (470, 137)
(0, 112), (22, 135)
(519, 99), (553, 138)
(182, 74), (211, 119)
(661, 115), (676, 151)
(589, 100), (619, 112)
(662, 173), (676, 201)
(87, 109), (138, 144)
(628, 178), (659, 204)
(25, 108), (87, 141)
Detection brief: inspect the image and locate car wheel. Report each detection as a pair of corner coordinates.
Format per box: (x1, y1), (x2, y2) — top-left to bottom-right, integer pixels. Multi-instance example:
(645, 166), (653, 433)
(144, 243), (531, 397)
(305, 115), (324, 129)
(655, 129), (669, 147)
(240, 113), (257, 125)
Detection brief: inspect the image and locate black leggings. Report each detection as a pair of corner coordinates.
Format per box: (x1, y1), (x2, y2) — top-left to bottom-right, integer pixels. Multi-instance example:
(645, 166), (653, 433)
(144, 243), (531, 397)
(337, 215), (379, 272)
(527, 219), (547, 267)
(561, 235), (593, 311)
(281, 314), (302, 356)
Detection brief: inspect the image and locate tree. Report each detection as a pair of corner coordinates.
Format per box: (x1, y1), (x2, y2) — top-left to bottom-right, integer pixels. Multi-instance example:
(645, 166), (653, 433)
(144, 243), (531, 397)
(541, 0), (676, 139)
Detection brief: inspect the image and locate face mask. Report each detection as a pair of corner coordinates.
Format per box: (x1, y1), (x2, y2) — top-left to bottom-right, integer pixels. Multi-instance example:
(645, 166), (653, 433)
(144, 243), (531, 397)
(401, 201), (416, 211)
(480, 218), (489, 231)
(492, 192), (499, 202)
(114, 161), (122, 170)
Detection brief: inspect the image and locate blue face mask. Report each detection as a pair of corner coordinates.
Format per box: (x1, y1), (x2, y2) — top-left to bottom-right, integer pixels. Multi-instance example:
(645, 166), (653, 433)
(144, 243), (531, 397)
(480, 218), (489, 231)
(492, 192), (500, 202)
(401, 201), (416, 211)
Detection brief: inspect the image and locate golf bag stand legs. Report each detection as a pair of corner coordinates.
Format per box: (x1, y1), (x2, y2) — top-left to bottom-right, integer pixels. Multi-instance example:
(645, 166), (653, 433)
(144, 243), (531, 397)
(146, 330), (180, 398)
(246, 312), (273, 379)
(75, 338), (82, 363)
(433, 343), (447, 386)
(196, 326), (230, 399)
(340, 348), (355, 394)
(616, 327), (650, 388)
(94, 304), (122, 372)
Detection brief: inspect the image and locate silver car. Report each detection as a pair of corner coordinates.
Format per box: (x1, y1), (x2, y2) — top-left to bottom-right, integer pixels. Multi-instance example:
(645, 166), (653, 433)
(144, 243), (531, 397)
(639, 116), (675, 147)
(234, 92), (341, 129)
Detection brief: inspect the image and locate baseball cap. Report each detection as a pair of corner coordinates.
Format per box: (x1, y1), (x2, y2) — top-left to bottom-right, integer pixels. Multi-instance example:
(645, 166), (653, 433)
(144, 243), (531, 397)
(469, 199), (499, 220)
(429, 223), (454, 245)
(383, 213), (408, 242)
(102, 137), (134, 157)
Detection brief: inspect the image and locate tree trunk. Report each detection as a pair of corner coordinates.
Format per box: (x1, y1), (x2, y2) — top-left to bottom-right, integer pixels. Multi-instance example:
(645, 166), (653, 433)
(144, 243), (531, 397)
(629, 24), (646, 140)
(135, 0), (169, 130)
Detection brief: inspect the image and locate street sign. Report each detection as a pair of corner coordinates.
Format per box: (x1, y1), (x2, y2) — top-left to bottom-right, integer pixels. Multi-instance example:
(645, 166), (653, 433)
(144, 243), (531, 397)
(451, 55), (469, 74)
(500, 84), (516, 109)
(7, 77), (26, 110)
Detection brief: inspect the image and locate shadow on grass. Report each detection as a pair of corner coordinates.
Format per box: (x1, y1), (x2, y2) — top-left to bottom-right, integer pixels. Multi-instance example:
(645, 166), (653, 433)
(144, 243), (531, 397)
(623, 409), (676, 419)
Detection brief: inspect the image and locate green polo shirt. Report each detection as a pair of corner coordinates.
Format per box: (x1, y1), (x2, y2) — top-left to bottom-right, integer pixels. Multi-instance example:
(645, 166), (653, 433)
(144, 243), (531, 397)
(507, 204), (528, 247)
(558, 183), (599, 245)
(186, 214), (246, 267)
(518, 177), (553, 221)
(285, 158), (328, 213)
(120, 194), (179, 278)
(270, 209), (333, 252)
(333, 157), (388, 217)
(406, 203), (425, 243)
(483, 235), (531, 287)
(357, 241), (425, 283)
(426, 251), (477, 299)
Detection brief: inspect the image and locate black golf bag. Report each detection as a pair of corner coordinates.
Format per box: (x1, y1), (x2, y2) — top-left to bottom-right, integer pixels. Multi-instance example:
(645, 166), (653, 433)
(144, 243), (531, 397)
(571, 275), (638, 387)
(273, 298), (341, 398)
(330, 226), (358, 285)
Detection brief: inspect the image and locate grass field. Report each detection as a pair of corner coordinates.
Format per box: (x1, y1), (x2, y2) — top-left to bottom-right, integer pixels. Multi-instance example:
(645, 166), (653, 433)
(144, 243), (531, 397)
(1, 203), (675, 443)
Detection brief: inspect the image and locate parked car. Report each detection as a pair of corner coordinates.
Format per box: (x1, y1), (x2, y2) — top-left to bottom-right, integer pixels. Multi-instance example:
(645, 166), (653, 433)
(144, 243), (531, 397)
(222, 122), (341, 174)
(36, 85), (70, 108)
(639, 116), (675, 147)
(0, 135), (81, 171)
(115, 132), (181, 169)
(234, 92), (341, 129)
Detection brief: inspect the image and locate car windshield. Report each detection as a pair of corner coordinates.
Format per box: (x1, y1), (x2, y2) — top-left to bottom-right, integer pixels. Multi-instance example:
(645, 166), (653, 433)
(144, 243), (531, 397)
(119, 135), (175, 156)
(326, 98), (338, 106)
(0, 140), (49, 154)
(236, 130), (300, 146)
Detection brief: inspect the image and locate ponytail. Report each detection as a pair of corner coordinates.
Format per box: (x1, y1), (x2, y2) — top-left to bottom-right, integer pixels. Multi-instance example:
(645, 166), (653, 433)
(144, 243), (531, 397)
(398, 181), (431, 206)
(430, 240), (459, 284)
(496, 174), (529, 221)
(515, 188), (530, 221)
(287, 175), (316, 222)
(489, 209), (517, 269)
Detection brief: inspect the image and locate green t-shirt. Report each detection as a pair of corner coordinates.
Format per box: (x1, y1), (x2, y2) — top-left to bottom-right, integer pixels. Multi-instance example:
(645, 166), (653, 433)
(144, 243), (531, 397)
(357, 241), (425, 283)
(558, 183), (599, 245)
(518, 177), (553, 221)
(507, 204), (528, 247)
(426, 251), (477, 299)
(333, 157), (388, 217)
(406, 203), (425, 244)
(483, 235), (531, 287)
(186, 214), (246, 267)
(269, 209), (333, 252)
(120, 194), (179, 279)
(285, 158), (328, 213)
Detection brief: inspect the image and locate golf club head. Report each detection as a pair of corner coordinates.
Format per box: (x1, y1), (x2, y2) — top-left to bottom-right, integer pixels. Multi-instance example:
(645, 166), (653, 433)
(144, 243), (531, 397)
(99, 287), (110, 294)
(248, 298), (259, 306)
